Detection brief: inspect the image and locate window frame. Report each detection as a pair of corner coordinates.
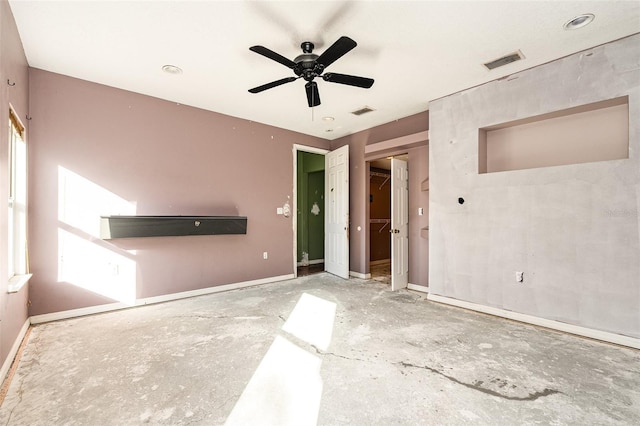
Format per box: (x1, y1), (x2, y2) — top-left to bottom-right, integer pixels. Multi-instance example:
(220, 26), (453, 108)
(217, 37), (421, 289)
(7, 107), (31, 292)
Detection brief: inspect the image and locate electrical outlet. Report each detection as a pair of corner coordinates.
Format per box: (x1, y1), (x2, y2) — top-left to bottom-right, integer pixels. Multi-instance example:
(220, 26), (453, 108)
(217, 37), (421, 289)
(263, 252), (268, 260)
(516, 271), (524, 283)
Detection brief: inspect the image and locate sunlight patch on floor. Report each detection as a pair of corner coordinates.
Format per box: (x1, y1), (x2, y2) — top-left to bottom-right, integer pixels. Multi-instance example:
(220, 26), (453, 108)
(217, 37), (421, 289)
(225, 293), (337, 425)
(224, 336), (323, 426)
(282, 293), (336, 351)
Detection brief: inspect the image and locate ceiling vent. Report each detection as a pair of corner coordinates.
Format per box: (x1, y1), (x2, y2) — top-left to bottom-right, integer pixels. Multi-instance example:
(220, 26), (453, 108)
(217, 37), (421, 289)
(351, 106), (375, 116)
(483, 51), (524, 70)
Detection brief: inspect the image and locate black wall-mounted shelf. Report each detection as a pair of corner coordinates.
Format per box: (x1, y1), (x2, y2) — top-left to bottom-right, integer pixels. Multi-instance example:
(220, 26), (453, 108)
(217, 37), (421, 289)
(100, 216), (247, 239)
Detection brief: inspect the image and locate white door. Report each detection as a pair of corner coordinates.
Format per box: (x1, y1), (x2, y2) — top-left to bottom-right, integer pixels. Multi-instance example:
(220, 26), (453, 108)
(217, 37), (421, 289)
(325, 145), (349, 279)
(391, 158), (409, 290)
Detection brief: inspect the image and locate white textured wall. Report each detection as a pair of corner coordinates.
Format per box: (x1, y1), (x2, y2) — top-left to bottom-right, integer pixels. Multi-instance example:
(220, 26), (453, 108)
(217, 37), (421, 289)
(429, 34), (640, 338)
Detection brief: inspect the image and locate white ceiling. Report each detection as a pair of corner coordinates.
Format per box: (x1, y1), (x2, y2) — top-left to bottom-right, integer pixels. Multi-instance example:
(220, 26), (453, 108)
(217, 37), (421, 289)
(8, 1), (640, 140)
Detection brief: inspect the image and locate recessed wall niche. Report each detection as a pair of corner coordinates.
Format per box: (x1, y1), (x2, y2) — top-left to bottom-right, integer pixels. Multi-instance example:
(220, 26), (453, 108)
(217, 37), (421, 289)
(478, 96), (629, 174)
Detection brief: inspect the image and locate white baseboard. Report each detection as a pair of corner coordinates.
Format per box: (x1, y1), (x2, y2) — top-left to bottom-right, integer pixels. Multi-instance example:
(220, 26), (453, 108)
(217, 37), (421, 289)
(30, 274), (295, 325)
(427, 293), (640, 350)
(349, 271), (372, 279)
(370, 259), (391, 266)
(297, 259), (324, 266)
(407, 283), (429, 293)
(0, 318), (30, 382)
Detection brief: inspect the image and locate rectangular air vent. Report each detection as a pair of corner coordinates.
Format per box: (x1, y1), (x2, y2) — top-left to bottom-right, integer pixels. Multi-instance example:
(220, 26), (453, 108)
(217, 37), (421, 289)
(483, 51), (524, 70)
(351, 106), (375, 116)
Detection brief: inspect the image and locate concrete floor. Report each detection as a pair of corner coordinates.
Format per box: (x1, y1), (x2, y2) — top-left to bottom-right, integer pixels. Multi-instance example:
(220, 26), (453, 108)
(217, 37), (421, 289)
(1, 273), (639, 425)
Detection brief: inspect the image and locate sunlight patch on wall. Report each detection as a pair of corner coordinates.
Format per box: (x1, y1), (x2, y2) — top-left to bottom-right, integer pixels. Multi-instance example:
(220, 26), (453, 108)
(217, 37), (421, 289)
(57, 166), (138, 304)
(58, 229), (136, 304)
(58, 166), (136, 237)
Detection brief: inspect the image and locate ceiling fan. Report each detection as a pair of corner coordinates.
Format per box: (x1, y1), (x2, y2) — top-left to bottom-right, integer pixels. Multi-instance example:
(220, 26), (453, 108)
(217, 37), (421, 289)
(248, 36), (374, 107)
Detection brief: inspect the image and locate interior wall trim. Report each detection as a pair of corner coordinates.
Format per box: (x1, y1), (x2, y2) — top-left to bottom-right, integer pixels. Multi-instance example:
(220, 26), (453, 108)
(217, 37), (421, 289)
(0, 319), (30, 385)
(30, 274), (295, 325)
(297, 259), (325, 266)
(364, 130), (429, 157)
(349, 271), (371, 279)
(407, 283), (429, 293)
(427, 293), (640, 350)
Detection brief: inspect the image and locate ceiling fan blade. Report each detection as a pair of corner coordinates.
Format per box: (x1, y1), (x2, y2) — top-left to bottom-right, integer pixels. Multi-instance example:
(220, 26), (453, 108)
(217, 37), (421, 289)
(316, 36), (357, 69)
(305, 81), (321, 107)
(323, 73), (374, 88)
(249, 77), (297, 94)
(249, 45), (297, 69)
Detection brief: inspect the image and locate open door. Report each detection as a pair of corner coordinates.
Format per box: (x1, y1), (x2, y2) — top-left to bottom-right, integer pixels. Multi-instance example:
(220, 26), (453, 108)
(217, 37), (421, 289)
(391, 158), (408, 290)
(325, 145), (349, 279)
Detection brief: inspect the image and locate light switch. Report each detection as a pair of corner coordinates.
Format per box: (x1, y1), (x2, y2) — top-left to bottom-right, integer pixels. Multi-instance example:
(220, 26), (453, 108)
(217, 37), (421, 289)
(418, 207), (424, 216)
(277, 207), (284, 215)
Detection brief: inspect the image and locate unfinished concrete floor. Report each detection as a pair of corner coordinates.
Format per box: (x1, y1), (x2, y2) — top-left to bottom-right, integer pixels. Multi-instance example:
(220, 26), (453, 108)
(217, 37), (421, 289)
(1, 273), (639, 425)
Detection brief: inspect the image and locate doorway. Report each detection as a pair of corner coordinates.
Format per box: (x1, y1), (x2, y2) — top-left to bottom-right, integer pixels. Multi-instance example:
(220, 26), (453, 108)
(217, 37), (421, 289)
(296, 150), (326, 277)
(293, 144), (349, 279)
(368, 155), (409, 289)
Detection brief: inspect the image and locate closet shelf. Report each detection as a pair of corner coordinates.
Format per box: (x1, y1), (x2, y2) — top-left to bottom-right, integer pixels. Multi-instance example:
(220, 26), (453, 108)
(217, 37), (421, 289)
(370, 218), (391, 233)
(370, 171), (391, 189)
(370, 218), (391, 224)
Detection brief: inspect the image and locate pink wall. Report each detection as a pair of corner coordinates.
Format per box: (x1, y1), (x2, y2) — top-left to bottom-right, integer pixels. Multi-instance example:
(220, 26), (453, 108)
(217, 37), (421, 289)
(28, 69), (329, 315)
(26, 66), (429, 317)
(331, 112), (429, 283)
(0, 0), (30, 368)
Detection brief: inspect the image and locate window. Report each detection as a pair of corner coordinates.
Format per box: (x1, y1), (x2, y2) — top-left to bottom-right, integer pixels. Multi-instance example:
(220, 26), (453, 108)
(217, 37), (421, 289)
(8, 107), (29, 291)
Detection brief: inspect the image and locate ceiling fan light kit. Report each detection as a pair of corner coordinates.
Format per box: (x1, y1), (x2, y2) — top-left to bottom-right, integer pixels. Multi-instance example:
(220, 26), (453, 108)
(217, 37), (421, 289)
(248, 36), (374, 107)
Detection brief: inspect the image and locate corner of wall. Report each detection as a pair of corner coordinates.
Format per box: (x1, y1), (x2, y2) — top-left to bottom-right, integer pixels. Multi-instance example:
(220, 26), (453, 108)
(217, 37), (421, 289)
(0, 0), (31, 376)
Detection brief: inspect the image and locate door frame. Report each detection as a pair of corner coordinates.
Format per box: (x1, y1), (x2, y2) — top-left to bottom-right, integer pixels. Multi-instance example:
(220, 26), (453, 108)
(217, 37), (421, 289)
(366, 154), (409, 288)
(293, 144), (329, 277)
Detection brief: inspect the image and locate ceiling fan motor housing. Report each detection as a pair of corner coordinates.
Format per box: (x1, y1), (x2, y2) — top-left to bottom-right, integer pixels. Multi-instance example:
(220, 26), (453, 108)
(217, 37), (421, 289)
(294, 44), (322, 81)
